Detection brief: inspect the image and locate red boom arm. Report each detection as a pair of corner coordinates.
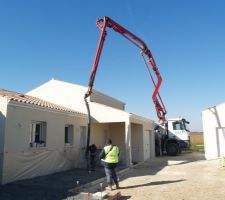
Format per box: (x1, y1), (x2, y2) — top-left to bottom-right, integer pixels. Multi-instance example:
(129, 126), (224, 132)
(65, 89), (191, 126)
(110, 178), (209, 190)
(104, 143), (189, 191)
(84, 16), (167, 121)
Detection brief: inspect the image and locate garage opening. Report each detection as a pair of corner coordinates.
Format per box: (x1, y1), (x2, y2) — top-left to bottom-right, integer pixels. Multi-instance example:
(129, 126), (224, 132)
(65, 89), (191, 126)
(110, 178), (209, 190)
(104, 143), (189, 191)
(91, 122), (126, 166)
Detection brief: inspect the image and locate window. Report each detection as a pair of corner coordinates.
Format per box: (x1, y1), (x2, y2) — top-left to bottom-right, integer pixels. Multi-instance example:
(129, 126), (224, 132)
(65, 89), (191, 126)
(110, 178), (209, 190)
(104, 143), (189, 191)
(65, 125), (74, 145)
(30, 121), (47, 147)
(172, 121), (184, 130)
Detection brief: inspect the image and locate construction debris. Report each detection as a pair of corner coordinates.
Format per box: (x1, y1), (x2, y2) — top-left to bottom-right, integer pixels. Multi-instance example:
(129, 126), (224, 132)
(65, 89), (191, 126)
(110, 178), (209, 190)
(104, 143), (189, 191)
(92, 191), (108, 199)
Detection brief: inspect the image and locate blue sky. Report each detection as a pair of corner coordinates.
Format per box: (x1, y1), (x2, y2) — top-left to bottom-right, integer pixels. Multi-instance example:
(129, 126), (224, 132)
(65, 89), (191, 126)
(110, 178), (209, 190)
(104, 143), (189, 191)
(1, 0), (225, 131)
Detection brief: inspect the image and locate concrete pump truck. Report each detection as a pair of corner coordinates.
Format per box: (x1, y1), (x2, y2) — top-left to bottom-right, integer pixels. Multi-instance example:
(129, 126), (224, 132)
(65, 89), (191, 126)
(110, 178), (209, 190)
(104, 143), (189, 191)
(83, 16), (190, 160)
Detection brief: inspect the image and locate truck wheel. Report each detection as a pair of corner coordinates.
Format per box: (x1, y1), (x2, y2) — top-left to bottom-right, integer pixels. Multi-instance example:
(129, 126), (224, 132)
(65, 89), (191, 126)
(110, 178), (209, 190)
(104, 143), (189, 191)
(166, 143), (179, 156)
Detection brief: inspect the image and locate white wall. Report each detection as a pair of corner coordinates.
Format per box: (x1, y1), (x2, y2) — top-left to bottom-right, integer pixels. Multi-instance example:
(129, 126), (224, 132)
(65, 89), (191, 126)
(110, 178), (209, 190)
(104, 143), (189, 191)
(90, 91), (125, 110)
(2, 101), (87, 184)
(143, 130), (155, 160)
(131, 123), (144, 163)
(27, 79), (125, 112)
(27, 79), (88, 112)
(130, 115), (154, 161)
(149, 130), (155, 158)
(0, 97), (8, 184)
(89, 102), (130, 123)
(0, 97), (7, 153)
(202, 103), (225, 159)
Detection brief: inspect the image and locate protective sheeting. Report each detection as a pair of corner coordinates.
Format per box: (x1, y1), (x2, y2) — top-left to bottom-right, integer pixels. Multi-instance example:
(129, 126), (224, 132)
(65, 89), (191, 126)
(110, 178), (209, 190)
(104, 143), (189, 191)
(2, 148), (80, 184)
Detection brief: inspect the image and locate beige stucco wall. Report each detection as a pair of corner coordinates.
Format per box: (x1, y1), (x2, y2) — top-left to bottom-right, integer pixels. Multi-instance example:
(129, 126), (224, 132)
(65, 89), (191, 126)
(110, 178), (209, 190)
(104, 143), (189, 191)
(89, 122), (126, 165)
(109, 122), (126, 165)
(2, 100), (87, 184)
(90, 123), (109, 149)
(202, 103), (225, 159)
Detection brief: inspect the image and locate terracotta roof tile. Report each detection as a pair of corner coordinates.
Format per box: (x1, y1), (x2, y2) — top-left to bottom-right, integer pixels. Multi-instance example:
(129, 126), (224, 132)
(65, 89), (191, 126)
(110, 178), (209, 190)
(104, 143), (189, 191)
(0, 88), (85, 115)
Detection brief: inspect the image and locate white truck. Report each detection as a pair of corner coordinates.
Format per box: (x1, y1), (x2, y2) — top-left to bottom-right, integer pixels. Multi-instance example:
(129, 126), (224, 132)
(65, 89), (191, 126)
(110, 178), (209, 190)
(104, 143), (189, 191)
(155, 117), (190, 156)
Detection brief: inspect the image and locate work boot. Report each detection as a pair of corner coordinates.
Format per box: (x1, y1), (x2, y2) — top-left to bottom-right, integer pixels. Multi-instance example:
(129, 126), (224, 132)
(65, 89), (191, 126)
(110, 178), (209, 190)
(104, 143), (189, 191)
(115, 182), (120, 189)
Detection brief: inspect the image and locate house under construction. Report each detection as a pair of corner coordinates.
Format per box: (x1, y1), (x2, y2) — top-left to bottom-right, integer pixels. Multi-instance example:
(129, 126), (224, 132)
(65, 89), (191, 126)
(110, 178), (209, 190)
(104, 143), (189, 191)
(0, 79), (155, 184)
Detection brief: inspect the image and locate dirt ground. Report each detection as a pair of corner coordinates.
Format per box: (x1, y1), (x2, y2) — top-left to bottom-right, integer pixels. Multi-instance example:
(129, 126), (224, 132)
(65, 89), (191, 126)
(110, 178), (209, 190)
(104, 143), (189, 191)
(1, 152), (225, 200)
(76, 151), (225, 200)
(0, 167), (106, 200)
(103, 151), (225, 200)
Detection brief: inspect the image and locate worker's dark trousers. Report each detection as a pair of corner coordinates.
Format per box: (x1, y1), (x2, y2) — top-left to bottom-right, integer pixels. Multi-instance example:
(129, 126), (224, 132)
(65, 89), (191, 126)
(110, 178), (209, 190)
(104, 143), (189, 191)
(90, 156), (96, 170)
(104, 167), (118, 186)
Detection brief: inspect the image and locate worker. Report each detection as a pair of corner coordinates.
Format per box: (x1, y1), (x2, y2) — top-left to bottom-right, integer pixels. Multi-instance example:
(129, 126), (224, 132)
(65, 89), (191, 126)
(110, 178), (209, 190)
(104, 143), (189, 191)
(89, 144), (97, 171)
(99, 139), (120, 190)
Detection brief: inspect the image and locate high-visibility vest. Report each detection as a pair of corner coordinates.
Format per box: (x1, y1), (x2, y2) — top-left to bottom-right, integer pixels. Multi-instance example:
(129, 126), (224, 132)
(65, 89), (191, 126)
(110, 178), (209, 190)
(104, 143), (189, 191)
(102, 145), (119, 163)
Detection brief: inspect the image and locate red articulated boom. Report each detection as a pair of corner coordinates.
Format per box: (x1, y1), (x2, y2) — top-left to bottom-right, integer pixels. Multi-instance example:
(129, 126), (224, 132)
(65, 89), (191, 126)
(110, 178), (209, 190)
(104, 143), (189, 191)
(84, 16), (167, 164)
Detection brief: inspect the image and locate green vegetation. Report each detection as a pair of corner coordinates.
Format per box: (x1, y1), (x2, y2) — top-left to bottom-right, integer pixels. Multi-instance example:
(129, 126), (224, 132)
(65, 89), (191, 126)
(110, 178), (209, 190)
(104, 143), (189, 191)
(190, 144), (204, 151)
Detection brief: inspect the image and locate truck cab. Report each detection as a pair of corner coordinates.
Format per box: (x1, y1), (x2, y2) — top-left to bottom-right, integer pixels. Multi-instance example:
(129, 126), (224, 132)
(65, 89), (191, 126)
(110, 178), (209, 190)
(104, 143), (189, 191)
(155, 117), (190, 156)
(167, 118), (190, 149)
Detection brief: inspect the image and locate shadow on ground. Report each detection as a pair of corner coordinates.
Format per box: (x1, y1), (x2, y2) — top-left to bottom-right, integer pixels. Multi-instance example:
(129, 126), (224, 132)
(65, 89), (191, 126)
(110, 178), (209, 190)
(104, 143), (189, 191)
(118, 179), (185, 189)
(119, 196), (132, 200)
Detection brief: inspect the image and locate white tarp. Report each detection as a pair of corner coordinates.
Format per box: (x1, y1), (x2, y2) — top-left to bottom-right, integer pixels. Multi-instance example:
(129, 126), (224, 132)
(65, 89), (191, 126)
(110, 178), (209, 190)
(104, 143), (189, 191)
(2, 148), (79, 184)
